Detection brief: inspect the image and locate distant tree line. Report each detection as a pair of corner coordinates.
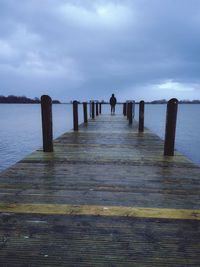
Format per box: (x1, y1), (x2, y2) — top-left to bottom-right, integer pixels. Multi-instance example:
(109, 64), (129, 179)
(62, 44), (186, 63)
(179, 100), (200, 104)
(0, 95), (61, 104)
(117, 99), (200, 104)
(145, 99), (200, 104)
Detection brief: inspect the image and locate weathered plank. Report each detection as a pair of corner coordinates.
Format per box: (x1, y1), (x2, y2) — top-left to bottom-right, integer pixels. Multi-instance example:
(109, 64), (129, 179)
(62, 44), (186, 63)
(0, 214), (200, 266)
(0, 114), (200, 266)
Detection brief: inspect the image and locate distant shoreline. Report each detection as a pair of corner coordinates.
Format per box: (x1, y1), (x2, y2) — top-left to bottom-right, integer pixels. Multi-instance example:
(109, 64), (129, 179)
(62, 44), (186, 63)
(1, 102), (200, 104)
(0, 95), (60, 104)
(0, 95), (200, 105)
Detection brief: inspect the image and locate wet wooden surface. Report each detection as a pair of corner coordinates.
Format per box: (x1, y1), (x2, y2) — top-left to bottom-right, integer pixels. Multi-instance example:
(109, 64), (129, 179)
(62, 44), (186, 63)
(0, 114), (200, 266)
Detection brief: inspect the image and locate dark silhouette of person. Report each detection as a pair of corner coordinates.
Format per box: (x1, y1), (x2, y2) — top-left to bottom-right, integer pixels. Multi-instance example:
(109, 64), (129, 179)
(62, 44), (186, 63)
(109, 94), (117, 114)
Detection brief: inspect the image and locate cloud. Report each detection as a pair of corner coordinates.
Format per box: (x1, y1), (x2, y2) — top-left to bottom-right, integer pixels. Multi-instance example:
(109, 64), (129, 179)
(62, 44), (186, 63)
(0, 0), (200, 101)
(157, 81), (195, 92)
(58, 2), (132, 28)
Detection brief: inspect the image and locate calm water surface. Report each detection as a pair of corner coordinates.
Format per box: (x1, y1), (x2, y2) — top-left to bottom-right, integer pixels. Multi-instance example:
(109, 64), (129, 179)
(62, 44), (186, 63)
(135, 104), (200, 167)
(0, 103), (199, 171)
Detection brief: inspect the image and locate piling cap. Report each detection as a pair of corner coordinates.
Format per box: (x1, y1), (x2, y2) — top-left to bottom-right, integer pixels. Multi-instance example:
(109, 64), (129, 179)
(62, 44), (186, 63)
(41, 95), (52, 104)
(168, 98), (178, 106)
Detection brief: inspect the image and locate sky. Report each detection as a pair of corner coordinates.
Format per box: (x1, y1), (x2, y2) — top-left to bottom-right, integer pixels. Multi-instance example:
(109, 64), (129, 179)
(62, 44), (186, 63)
(0, 0), (200, 102)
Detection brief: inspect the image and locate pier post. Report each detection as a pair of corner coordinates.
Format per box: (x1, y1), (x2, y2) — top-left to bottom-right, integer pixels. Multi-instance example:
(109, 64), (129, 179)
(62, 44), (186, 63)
(83, 102), (88, 123)
(129, 102), (133, 124)
(89, 101), (92, 118)
(139, 101), (145, 132)
(127, 102), (130, 120)
(73, 100), (78, 131)
(99, 103), (102, 114)
(41, 95), (53, 152)
(92, 101), (95, 119)
(123, 103), (126, 116)
(164, 98), (178, 156)
(96, 102), (99, 116)
(124, 103), (127, 116)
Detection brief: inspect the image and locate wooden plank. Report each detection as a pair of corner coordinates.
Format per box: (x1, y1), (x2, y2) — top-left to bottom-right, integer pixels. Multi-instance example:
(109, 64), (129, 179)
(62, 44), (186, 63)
(0, 114), (200, 266)
(0, 161), (200, 209)
(0, 213), (200, 266)
(0, 203), (200, 220)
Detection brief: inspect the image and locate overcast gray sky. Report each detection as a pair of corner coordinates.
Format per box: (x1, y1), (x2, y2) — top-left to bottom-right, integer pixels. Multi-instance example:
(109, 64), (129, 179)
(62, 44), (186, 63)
(0, 0), (200, 102)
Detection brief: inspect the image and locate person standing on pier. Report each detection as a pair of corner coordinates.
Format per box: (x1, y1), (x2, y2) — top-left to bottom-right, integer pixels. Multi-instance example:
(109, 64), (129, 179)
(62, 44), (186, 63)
(109, 94), (117, 115)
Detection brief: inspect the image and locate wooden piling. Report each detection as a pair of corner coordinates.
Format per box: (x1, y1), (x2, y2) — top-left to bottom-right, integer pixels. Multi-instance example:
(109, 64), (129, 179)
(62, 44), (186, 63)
(96, 102), (99, 116)
(41, 95), (53, 152)
(89, 102), (92, 118)
(99, 103), (102, 114)
(129, 102), (133, 124)
(164, 98), (178, 156)
(92, 101), (95, 119)
(73, 100), (78, 131)
(139, 101), (145, 132)
(132, 101), (135, 119)
(83, 102), (88, 123)
(127, 102), (129, 120)
(123, 103), (126, 116)
(125, 103), (127, 116)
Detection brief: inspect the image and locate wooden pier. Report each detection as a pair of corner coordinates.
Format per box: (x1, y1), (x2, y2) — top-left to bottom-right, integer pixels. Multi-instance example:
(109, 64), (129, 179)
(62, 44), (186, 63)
(0, 112), (200, 266)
